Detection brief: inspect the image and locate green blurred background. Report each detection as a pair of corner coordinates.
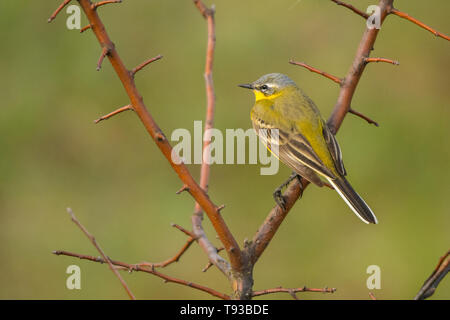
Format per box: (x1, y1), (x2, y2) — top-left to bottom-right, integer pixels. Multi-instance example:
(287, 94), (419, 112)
(0, 0), (448, 300)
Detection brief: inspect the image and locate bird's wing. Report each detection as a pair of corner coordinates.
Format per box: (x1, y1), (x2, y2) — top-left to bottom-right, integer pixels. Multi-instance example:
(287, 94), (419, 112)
(252, 115), (335, 184)
(322, 121), (346, 176)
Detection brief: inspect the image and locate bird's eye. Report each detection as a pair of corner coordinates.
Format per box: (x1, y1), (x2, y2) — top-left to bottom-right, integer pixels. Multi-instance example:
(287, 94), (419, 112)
(260, 84), (269, 91)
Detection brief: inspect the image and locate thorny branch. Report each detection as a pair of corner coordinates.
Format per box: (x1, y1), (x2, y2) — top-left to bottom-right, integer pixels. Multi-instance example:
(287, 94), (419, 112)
(252, 286), (336, 299)
(190, 0), (233, 280)
(53, 250), (230, 300)
(49, 0), (449, 299)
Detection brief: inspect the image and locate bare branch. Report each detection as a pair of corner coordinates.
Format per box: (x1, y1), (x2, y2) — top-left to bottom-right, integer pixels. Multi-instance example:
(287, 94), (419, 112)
(80, 24), (92, 33)
(252, 285), (336, 298)
(65, 208), (136, 300)
(92, 0), (122, 11)
(289, 60), (343, 85)
(53, 250), (230, 300)
(72, 0), (242, 271)
(365, 57), (399, 65)
(171, 223), (197, 239)
(390, 8), (450, 41)
(414, 250), (450, 300)
(131, 55), (163, 76)
(94, 105), (133, 124)
(48, 0), (72, 23)
(190, 0), (233, 279)
(330, 0), (369, 19)
(202, 247), (224, 272)
(349, 108), (379, 127)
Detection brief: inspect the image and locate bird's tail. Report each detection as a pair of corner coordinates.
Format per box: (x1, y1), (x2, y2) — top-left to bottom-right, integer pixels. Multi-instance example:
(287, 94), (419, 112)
(326, 176), (378, 224)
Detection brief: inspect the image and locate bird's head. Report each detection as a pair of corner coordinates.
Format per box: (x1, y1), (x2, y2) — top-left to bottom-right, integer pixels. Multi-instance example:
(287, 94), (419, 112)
(238, 73), (297, 101)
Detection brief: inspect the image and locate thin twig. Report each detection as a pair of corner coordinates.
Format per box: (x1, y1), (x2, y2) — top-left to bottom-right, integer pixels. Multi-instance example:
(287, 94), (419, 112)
(249, 0), (394, 265)
(94, 105), (133, 124)
(414, 250), (450, 300)
(48, 0), (72, 23)
(349, 108), (379, 127)
(365, 57), (399, 65)
(330, 0), (369, 19)
(80, 24), (92, 33)
(390, 8), (450, 41)
(72, 0), (242, 271)
(191, 0), (232, 278)
(96, 46), (109, 71)
(252, 286), (336, 298)
(92, 0), (122, 10)
(131, 55), (163, 76)
(289, 60), (342, 85)
(53, 250), (230, 300)
(171, 223), (197, 239)
(64, 208), (136, 300)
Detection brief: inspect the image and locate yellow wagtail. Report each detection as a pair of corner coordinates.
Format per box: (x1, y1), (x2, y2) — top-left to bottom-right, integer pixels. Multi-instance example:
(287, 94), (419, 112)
(239, 73), (377, 224)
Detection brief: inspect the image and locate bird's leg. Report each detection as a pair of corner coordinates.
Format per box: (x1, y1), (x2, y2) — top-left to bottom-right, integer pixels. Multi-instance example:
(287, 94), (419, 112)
(273, 171), (303, 210)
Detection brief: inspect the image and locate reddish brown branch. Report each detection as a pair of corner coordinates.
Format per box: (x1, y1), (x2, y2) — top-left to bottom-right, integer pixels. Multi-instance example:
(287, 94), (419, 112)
(94, 105), (133, 124)
(365, 57), (399, 65)
(252, 286), (336, 298)
(330, 0), (369, 19)
(190, 0), (232, 279)
(48, 0), (72, 23)
(414, 250), (450, 300)
(53, 250), (230, 300)
(289, 60), (342, 85)
(80, 24), (92, 33)
(390, 8), (450, 41)
(131, 55), (163, 76)
(65, 208), (136, 300)
(92, 0), (122, 10)
(73, 0), (242, 272)
(349, 108), (379, 127)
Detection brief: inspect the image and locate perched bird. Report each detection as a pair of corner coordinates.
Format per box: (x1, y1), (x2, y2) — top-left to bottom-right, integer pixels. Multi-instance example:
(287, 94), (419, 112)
(239, 73), (377, 224)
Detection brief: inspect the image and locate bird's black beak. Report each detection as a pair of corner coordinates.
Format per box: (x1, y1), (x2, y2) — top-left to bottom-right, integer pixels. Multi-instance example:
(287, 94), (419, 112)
(238, 83), (254, 90)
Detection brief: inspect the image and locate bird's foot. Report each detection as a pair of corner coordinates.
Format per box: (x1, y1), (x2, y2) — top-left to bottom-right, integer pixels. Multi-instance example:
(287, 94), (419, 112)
(273, 172), (303, 210)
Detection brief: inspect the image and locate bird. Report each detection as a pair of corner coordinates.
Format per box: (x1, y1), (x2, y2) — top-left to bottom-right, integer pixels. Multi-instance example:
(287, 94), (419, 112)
(239, 73), (378, 224)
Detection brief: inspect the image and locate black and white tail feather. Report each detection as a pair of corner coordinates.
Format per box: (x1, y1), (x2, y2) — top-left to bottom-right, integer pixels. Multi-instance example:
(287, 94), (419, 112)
(327, 177), (378, 224)
(254, 118), (378, 224)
